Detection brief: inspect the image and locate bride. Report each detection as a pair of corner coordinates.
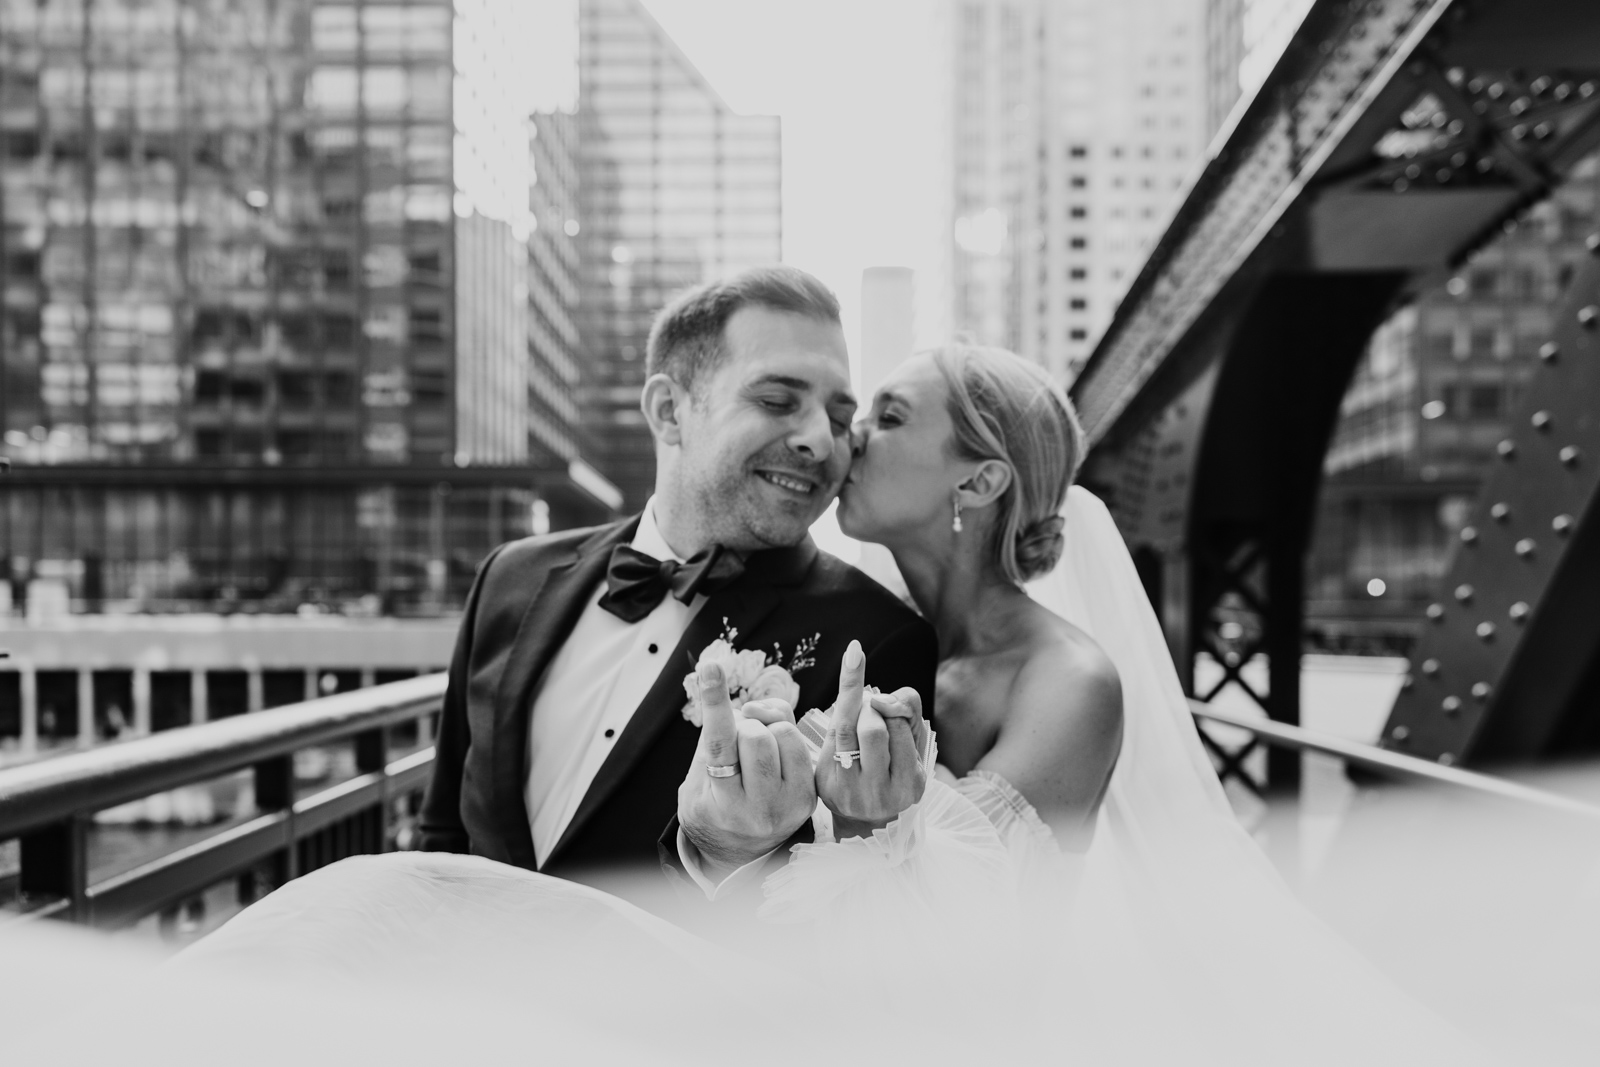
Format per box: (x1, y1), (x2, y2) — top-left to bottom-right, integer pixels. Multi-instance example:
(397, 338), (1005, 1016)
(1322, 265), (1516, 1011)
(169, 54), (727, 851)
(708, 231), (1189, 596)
(752, 343), (1121, 928)
(6, 345), (1497, 1066)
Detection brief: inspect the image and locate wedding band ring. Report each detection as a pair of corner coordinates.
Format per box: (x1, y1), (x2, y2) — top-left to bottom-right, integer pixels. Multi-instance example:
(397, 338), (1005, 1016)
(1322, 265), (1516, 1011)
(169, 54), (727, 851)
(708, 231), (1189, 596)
(706, 764), (740, 778)
(834, 749), (863, 769)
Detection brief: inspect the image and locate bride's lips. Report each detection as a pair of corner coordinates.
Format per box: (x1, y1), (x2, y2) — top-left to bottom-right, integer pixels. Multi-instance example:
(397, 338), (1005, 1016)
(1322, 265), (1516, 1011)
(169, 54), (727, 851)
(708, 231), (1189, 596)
(755, 468), (819, 496)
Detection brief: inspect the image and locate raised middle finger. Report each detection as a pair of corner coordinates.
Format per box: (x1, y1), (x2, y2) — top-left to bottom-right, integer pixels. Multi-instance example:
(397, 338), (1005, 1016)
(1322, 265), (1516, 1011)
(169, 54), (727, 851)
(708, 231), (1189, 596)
(830, 640), (867, 758)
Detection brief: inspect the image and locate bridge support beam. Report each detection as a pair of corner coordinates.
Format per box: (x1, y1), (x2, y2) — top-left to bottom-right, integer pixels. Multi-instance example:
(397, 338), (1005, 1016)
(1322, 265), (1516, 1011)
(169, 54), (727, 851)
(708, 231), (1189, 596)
(1383, 246), (1600, 763)
(1090, 274), (1406, 794)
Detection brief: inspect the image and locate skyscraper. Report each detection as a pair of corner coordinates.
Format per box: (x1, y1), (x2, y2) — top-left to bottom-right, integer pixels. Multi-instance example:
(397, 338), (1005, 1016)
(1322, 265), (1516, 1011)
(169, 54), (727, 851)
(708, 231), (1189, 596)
(576, 0), (783, 510)
(0, 0), (613, 616)
(528, 110), (584, 472)
(949, 0), (1210, 384)
(950, 0), (1039, 358)
(860, 266), (916, 399)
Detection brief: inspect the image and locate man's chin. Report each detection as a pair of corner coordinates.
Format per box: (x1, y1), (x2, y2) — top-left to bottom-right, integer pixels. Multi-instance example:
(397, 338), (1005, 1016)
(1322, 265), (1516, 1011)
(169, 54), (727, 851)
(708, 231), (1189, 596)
(741, 500), (827, 549)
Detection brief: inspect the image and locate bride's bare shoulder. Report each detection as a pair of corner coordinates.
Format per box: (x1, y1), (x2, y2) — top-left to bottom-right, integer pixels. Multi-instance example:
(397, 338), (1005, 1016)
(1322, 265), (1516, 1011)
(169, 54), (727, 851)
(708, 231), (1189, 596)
(1017, 606), (1121, 733)
(978, 604), (1123, 822)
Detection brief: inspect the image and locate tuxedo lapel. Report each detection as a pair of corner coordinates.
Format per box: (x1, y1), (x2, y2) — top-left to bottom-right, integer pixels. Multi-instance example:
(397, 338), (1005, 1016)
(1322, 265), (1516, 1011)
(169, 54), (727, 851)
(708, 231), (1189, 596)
(490, 518), (635, 865)
(541, 541), (815, 869)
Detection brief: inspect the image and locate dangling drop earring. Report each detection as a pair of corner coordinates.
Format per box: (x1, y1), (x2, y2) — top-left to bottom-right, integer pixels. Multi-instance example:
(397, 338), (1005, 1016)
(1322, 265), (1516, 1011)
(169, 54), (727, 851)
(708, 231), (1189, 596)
(952, 494), (964, 533)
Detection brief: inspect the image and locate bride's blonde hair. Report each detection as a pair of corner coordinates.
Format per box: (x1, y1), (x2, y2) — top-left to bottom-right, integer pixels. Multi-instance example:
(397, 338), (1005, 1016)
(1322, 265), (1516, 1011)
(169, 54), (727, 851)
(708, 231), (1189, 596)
(931, 345), (1085, 584)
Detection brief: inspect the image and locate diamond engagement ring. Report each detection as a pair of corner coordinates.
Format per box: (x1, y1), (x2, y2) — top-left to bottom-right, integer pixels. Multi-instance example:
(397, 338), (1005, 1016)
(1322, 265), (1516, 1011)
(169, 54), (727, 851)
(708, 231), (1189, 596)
(706, 764), (740, 778)
(833, 749), (863, 769)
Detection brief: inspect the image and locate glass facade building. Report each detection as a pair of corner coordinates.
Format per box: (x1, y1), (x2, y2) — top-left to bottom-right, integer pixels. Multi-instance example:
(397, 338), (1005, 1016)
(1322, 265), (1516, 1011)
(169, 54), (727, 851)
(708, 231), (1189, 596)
(576, 0), (782, 510)
(950, 0), (1210, 384)
(0, 0), (612, 616)
(528, 109), (583, 470)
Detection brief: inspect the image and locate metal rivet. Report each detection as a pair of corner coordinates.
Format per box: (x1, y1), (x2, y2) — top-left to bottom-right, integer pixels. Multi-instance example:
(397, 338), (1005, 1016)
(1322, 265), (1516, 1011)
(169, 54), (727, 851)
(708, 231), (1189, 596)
(1497, 439), (1516, 458)
(1460, 525), (1478, 544)
(1581, 305), (1600, 328)
(1509, 601), (1531, 621)
(1422, 657), (1441, 676)
(1489, 502), (1510, 522)
(1552, 513), (1574, 535)
(1454, 584), (1474, 602)
(1437, 753), (1455, 766)
(1588, 233), (1600, 255)
(1531, 410), (1552, 430)
(1560, 445), (1581, 466)
(1539, 341), (1560, 362)
(1515, 538), (1536, 558)
(1470, 682), (1490, 701)
(1392, 725), (1411, 741)
(1426, 603), (1445, 621)
(1442, 695), (1462, 715)
(1477, 621), (1497, 640)
(1401, 673), (1414, 690)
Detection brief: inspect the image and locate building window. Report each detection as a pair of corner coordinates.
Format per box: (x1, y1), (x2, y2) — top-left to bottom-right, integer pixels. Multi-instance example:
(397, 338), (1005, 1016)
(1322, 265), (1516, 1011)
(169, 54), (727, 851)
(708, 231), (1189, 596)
(1070, 268), (1087, 280)
(1070, 298), (1087, 310)
(1069, 144), (1087, 158)
(1069, 237), (1087, 250)
(1423, 332), (1453, 361)
(1468, 384), (1503, 418)
(1070, 328), (1088, 341)
(1069, 175), (1086, 188)
(1069, 206), (1087, 219)
(195, 371), (225, 404)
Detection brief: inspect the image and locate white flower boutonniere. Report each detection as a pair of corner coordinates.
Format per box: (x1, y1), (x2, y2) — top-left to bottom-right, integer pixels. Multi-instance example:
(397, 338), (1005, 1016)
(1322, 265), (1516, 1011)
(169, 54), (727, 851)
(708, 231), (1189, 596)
(681, 620), (819, 726)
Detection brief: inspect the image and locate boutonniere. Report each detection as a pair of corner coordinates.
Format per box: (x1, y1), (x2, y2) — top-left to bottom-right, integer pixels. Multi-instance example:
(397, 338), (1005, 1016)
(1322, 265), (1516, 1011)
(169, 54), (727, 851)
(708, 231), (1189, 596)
(681, 619), (820, 726)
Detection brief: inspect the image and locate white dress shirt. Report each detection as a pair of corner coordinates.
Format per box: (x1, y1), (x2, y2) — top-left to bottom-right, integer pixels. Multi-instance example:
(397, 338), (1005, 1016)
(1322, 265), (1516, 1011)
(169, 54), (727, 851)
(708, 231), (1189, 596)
(524, 500), (705, 867)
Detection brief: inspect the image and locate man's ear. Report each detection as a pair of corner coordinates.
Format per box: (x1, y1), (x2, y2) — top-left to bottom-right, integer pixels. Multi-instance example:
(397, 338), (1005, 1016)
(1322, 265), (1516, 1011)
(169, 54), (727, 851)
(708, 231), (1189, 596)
(956, 459), (1013, 510)
(641, 373), (690, 446)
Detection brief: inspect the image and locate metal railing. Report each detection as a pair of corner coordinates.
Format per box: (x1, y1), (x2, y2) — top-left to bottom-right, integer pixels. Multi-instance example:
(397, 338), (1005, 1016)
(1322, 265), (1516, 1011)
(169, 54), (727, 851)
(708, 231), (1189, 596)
(0, 674), (446, 927)
(1191, 701), (1600, 824)
(4, 675), (1592, 931)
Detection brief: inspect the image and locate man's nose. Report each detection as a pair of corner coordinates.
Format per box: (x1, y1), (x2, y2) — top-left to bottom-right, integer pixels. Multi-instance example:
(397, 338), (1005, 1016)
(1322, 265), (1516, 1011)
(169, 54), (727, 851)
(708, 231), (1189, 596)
(849, 421), (869, 459)
(787, 405), (836, 462)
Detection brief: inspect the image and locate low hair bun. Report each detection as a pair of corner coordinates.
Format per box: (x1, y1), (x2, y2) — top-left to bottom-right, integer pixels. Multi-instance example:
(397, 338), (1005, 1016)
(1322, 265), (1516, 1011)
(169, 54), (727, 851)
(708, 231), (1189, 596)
(1014, 514), (1066, 582)
(931, 345), (1085, 586)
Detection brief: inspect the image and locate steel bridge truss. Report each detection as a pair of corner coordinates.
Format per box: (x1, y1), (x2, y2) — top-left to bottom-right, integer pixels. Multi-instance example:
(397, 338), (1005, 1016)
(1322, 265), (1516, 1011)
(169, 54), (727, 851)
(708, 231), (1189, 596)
(1073, 0), (1600, 779)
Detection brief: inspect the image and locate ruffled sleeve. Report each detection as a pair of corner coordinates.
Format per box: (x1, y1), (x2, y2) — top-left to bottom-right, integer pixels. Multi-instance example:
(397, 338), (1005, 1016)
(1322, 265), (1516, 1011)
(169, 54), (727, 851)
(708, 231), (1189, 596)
(758, 777), (1014, 928)
(760, 763), (1078, 940)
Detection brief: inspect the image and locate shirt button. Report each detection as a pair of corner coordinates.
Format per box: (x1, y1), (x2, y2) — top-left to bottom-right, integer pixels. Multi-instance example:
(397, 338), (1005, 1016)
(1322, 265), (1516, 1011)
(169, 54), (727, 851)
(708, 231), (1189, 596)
(604, 728), (615, 739)
(647, 643), (659, 654)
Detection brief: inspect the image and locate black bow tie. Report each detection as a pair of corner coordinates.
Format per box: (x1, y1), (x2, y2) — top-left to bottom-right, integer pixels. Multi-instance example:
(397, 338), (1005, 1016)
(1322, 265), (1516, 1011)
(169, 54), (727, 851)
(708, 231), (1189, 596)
(596, 543), (745, 623)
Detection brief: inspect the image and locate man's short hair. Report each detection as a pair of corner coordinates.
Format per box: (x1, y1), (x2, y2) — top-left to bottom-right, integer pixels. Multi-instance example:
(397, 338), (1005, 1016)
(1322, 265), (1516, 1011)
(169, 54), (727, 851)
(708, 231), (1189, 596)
(645, 265), (841, 394)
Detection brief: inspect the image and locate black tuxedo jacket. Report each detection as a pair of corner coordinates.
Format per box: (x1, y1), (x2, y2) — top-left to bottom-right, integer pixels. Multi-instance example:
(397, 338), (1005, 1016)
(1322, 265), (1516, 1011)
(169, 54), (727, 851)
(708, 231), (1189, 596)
(418, 515), (938, 885)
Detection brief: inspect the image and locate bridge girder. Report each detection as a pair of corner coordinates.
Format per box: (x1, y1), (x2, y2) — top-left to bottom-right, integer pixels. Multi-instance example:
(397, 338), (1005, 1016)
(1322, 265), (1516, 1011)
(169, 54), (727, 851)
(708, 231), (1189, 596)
(1072, 0), (1600, 776)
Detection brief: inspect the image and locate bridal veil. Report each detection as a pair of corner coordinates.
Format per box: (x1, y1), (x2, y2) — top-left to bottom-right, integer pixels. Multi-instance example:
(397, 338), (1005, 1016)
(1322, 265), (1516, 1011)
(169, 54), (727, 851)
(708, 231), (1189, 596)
(1030, 486), (1492, 1065)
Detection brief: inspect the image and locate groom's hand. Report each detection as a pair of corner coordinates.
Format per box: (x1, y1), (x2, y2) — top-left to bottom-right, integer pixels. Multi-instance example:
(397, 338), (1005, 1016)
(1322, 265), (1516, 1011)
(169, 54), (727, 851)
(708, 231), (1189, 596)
(816, 640), (928, 839)
(678, 661), (816, 882)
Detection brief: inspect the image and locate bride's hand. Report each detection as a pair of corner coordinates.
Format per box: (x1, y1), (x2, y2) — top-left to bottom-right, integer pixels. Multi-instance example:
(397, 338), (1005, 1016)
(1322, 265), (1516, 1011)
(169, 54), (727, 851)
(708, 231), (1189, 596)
(816, 640), (928, 839)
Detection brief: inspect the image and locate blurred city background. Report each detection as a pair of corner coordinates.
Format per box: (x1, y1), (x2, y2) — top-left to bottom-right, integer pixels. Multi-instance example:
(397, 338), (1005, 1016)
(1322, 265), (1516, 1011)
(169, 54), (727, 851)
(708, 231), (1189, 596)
(0, 3), (1594, 791)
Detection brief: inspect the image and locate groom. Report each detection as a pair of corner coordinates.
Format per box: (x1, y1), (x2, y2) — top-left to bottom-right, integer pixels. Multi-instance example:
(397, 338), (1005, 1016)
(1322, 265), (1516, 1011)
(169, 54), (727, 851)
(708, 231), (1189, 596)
(418, 265), (937, 900)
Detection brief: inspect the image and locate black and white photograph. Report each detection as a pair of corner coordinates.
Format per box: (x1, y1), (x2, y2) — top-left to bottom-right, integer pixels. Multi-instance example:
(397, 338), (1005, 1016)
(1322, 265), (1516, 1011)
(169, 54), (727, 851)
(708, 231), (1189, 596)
(1, 1), (1599, 1063)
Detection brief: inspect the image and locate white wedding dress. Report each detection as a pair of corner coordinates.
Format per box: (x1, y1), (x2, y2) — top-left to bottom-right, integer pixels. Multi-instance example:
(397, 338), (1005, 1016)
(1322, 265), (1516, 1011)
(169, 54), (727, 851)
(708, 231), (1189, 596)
(0, 488), (1504, 1066)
